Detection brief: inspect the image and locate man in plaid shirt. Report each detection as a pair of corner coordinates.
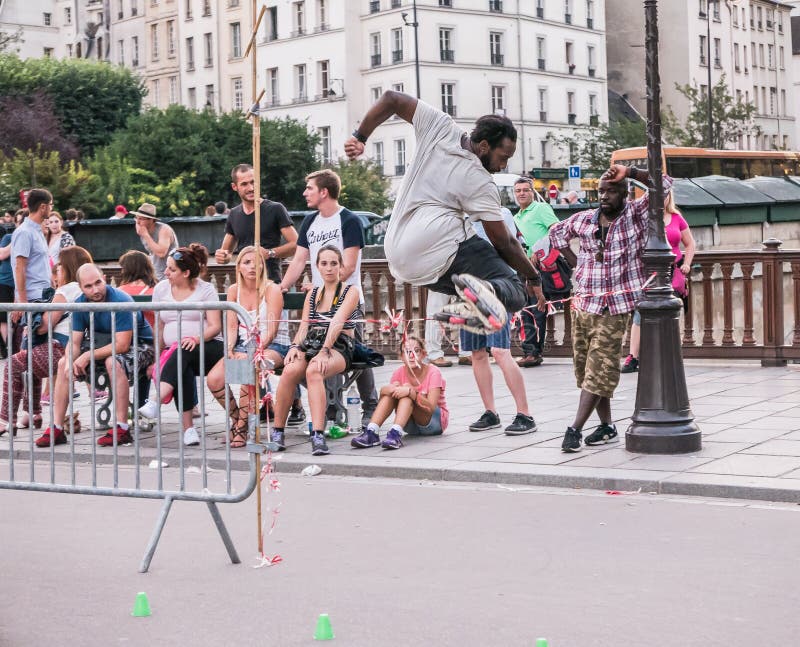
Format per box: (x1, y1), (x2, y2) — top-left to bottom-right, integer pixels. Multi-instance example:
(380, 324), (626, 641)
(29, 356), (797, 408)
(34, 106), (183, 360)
(548, 164), (673, 452)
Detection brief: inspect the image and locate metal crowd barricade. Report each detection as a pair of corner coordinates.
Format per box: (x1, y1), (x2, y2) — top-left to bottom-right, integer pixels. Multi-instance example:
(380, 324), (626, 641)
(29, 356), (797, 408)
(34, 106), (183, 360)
(0, 300), (264, 572)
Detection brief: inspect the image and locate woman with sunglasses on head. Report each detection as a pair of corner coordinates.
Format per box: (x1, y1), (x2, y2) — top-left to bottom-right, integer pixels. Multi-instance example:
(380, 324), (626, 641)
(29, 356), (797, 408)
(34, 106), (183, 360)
(270, 245), (361, 456)
(206, 246), (290, 448)
(351, 335), (448, 451)
(137, 244), (224, 447)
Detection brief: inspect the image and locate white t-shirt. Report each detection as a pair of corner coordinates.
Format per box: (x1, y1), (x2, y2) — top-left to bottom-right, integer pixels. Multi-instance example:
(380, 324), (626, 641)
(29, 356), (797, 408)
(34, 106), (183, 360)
(53, 281), (82, 339)
(384, 100), (503, 285)
(297, 207), (364, 300)
(152, 279), (223, 345)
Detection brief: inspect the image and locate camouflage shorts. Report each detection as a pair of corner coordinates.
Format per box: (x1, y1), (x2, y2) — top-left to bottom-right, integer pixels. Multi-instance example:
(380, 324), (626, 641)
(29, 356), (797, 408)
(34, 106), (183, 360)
(571, 309), (628, 399)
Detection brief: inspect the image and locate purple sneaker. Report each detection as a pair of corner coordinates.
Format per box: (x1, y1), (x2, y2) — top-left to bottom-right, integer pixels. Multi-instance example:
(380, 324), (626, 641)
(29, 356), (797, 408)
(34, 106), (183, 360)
(351, 427), (380, 449)
(381, 428), (403, 450)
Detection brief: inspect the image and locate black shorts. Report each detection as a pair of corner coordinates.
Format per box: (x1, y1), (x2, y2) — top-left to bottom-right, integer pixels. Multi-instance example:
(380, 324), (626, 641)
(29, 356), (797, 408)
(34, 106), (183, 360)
(0, 283), (14, 323)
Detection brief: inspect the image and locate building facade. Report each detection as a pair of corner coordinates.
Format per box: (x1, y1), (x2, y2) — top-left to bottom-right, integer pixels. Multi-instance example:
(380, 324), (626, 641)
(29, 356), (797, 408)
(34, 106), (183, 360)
(607, 0), (795, 151)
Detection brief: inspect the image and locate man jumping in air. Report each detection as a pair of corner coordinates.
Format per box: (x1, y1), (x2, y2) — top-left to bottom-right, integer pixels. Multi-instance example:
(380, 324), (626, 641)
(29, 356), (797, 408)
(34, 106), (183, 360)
(344, 91), (545, 332)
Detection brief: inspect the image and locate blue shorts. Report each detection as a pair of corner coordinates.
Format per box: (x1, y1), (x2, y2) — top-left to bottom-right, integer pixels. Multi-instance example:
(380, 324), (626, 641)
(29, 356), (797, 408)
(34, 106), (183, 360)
(460, 319), (511, 352)
(632, 310), (641, 326)
(404, 407), (443, 436)
(268, 342), (290, 357)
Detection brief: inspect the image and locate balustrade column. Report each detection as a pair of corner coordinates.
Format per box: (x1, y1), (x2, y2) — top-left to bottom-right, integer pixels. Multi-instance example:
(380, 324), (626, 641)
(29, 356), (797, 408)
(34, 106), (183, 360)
(740, 261), (756, 346)
(720, 262), (735, 346)
(761, 238), (786, 367)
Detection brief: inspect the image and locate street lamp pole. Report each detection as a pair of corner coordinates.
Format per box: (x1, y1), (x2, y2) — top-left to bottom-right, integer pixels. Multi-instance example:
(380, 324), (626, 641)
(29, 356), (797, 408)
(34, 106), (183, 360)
(626, 0), (701, 454)
(402, 2), (421, 99)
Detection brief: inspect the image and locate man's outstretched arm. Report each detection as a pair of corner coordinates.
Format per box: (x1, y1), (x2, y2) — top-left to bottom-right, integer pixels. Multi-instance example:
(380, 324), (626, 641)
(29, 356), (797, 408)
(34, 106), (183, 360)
(344, 91), (418, 159)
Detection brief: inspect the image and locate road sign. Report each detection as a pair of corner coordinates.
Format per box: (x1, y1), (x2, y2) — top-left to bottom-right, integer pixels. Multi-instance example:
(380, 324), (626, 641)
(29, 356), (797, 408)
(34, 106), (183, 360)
(569, 165), (582, 179)
(548, 184), (559, 200)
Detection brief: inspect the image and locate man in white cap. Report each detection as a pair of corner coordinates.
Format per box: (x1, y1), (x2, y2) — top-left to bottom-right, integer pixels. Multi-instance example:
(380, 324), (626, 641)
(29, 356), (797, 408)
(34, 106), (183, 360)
(132, 203), (178, 281)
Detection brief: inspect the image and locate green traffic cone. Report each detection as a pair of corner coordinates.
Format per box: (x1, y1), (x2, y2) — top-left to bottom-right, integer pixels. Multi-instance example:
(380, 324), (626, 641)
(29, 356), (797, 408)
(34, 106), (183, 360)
(313, 613), (334, 640)
(131, 592), (151, 617)
(535, 639), (548, 647)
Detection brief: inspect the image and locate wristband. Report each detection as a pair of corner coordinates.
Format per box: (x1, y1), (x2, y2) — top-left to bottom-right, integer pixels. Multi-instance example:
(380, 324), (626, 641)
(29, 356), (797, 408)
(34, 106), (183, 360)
(352, 129), (367, 144)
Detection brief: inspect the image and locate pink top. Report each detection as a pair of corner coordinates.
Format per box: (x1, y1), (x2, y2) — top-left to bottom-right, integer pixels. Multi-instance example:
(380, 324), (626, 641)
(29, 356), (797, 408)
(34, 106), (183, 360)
(665, 212), (689, 296)
(390, 364), (449, 431)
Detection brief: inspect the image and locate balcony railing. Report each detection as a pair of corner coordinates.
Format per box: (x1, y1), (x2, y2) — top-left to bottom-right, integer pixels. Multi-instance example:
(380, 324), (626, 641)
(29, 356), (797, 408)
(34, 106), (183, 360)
(391, 0), (401, 7)
(589, 114), (599, 126)
(314, 23), (330, 32)
(537, 58), (545, 70)
(439, 0), (452, 6)
(588, 66), (596, 77)
(370, 0), (380, 13)
(489, 0), (502, 12)
(440, 49), (454, 62)
(567, 113), (576, 125)
(290, 28), (306, 38)
(292, 94), (309, 103)
(371, 53), (382, 67)
(536, 6), (544, 18)
(491, 53), (504, 66)
(587, 17), (593, 29)
(539, 110), (547, 122)
(394, 164), (405, 175)
(392, 49), (403, 63)
(564, 12), (571, 24)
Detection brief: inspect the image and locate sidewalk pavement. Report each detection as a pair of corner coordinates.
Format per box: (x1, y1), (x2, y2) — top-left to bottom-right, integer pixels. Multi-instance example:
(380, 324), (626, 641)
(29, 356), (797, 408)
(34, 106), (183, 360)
(3, 359), (800, 503)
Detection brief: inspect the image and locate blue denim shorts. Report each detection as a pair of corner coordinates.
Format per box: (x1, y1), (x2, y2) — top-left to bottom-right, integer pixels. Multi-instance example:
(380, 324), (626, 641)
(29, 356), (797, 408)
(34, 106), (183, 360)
(404, 407), (443, 436)
(460, 318), (511, 352)
(632, 310), (641, 326)
(267, 342), (291, 357)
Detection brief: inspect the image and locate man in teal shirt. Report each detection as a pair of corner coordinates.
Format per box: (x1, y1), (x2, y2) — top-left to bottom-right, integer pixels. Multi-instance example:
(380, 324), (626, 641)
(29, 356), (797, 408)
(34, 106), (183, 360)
(513, 177), (559, 367)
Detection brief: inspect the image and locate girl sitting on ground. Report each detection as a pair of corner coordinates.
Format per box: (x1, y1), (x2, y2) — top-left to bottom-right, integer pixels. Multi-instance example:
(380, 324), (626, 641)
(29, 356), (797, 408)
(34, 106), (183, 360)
(271, 245), (361, 456)
(351, 335), (449, 450)
(206, 246), (290, 448)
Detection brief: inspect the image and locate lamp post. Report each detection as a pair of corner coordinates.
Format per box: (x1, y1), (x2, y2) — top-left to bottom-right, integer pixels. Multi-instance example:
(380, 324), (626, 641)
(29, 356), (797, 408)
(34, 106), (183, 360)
(626, 0), (701, 454)
(401, 1), (421, 98)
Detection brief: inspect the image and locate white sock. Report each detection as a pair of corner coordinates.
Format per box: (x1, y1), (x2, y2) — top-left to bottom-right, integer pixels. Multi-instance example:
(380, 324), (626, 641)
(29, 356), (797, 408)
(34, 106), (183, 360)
(367, 422), (380, 433)
(391, 424), (403, 434)
(118, 422), (129, 430)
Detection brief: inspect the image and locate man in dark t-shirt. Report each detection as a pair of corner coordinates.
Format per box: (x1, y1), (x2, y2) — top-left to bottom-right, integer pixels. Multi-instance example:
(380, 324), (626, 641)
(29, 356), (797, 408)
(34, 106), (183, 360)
(214, 163), (298, 282)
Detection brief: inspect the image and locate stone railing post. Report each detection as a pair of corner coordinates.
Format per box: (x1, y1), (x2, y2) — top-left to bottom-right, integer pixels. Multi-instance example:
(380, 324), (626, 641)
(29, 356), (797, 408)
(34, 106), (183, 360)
(761, 238), (786, 367)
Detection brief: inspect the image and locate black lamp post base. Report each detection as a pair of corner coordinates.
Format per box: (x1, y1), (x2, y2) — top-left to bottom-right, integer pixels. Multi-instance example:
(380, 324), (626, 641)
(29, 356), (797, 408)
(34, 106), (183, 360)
(626, 421), (701, 454)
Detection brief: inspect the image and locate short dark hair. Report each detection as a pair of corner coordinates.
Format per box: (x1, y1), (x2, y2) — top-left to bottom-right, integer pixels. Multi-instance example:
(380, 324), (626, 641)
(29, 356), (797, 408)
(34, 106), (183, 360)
(119, 250), (157, 287)
(514, 176), (533, 187)
(231, 164), (253, 183)
(27, 188), (53, 214)
(306, 169), (341, 200)
(214, 201), (228, 214)
(470, 114), (517, 149)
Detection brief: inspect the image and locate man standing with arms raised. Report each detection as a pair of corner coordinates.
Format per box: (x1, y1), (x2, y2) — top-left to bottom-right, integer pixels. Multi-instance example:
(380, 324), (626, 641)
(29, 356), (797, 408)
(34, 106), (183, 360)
(215, 164), (298, 283)
(344, 91), (545, 333)
(281, 169), (378, 426)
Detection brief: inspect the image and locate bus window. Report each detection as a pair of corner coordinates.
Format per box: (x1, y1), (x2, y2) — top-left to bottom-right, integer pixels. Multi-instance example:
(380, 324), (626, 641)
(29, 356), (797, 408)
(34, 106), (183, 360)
(749, 159), (772, 176)
(667, 157), (698, 178)
(721, 159), (746, 179)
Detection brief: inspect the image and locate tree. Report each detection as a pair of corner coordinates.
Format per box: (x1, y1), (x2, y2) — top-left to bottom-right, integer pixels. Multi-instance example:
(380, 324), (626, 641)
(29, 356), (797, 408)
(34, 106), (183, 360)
(663, 75), (761, 149)
(0, 27), (22, 54)
(548, 118), (646, 169)
(106, 106), (320, 210)
(0, 91), (79, 161)
(0, 54), (145, 154)
(326, 159), (391, 214)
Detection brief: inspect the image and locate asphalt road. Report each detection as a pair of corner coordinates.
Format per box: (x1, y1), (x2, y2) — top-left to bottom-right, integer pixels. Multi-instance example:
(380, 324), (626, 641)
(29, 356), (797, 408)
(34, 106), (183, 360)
(1, 468), (798, 647)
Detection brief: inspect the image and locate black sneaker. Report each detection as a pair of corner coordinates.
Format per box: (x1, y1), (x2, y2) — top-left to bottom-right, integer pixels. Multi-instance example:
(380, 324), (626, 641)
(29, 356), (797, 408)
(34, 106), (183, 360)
(270, 429), (286, 451)
(469, 410), (501, 432)
(585, 423), (619, 446)
(287, 406), (306, 426)
(310, 432), (330, 456)
(504, 413), (537, 436)
(621, 355), (639, 373)
(561, 426), (583, 453)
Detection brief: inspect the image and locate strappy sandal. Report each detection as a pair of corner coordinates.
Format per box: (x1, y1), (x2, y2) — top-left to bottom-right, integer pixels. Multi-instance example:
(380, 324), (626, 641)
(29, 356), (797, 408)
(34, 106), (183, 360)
(230, 419), (248, 449)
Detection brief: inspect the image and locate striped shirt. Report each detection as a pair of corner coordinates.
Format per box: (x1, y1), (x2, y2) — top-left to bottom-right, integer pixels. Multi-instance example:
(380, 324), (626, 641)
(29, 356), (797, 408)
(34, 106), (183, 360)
(309, 284), (362, 331)
(548, 175), (674, 316)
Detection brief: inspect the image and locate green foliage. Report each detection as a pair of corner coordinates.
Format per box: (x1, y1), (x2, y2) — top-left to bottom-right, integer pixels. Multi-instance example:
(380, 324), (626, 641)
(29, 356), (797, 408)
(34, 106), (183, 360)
(326, 159), (391, 214)
(0, 54), (145, 154)
(663, 75), (761, 149)
(548, 118), (646, 169)
(106, 106), (320, 210)
(0, 148), (98, 214)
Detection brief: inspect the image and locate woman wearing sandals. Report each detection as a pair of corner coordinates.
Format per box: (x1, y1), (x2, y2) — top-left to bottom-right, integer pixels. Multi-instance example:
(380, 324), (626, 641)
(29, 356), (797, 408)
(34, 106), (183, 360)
(270, 245), (361, 456)
(206, 246), (290, 448)
(137, 245), (224, 446)
(0, 246), (92, 436)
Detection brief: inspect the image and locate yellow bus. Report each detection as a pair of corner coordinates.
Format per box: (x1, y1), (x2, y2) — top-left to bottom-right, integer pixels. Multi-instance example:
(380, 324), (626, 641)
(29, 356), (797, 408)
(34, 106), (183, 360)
(610, 146), (800, 179)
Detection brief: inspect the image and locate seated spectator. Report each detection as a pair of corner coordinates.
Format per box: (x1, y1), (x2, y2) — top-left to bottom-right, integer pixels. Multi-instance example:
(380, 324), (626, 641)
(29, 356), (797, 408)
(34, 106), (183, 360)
(117, 250), (158, 329)
(206, 246), (290, 448)
(271, 245), (361, 456)
(0, 246), (92, 435)
(34, 263), (155, 447)
(351, 336), (448, 450)
(137, 245), (224, 447)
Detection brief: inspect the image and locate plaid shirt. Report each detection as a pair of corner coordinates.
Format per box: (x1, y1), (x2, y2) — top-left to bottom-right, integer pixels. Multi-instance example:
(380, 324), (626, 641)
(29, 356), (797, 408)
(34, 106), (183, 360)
(548, 175), (674, 316)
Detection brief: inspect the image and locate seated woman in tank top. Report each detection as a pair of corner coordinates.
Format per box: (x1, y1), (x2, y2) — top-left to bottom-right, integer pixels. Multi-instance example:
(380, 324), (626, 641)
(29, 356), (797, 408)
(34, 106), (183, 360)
(271, 245), (362, 456)
(206, 246), (289, 448)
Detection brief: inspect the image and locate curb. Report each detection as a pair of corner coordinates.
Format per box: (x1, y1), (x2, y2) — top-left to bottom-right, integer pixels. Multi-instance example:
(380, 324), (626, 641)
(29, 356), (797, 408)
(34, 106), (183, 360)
(5, 447), (800, 504)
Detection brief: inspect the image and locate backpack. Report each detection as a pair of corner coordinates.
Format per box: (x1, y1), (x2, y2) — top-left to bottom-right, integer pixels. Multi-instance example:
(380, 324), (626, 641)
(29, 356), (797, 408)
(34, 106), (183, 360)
(534, 248), (573, 300)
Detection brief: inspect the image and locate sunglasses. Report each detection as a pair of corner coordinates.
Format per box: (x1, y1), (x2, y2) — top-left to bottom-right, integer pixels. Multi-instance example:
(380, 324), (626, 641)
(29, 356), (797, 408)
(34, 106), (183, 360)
(594, 224), (609, 262)
(171, 251), (184, 262)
